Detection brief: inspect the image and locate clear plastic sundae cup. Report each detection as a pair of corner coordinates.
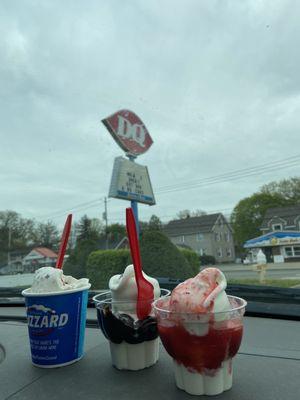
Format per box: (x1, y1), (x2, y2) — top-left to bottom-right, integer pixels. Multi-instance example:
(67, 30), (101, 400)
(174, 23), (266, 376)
(153, 295), (247, 396)
(93, 288), (170, 371)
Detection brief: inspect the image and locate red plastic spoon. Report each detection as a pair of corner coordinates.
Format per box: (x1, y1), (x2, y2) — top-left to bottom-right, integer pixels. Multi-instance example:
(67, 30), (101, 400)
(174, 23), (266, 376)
(126, 207), (154, 320)
(56, 214), (72, 269)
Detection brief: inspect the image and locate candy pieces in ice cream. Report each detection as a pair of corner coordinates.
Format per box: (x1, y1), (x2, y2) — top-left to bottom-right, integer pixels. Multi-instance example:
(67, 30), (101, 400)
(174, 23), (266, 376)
(29, 267), (90, 293)
(169, 267), (231, 314)
(154, 268), (246, 395)
(109, 264), (160, 303)
(95, 264), (162, 370)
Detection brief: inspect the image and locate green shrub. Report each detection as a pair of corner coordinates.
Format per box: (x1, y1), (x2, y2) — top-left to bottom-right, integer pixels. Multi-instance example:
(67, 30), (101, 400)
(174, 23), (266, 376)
(139, 230), (195, 280)
(87, 249), (131, 289)
(86, 230), (195, 289)
(179, 249), (200, 275)
(199, 255), (216, 265)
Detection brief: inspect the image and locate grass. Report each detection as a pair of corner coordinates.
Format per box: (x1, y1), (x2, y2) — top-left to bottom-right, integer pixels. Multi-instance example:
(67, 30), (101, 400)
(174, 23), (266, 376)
(228, 279), (300, 288)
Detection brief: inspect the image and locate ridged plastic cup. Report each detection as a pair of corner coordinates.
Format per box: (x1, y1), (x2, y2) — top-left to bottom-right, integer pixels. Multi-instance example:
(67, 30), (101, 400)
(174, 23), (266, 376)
(93, 288), (170, 371)
(153, 295), (247, 396)
(22, 284), (91, 368)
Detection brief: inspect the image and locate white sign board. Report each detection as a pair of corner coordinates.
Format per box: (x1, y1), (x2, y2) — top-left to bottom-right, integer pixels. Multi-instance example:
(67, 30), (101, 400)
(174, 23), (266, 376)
(109, 157), (155, 205)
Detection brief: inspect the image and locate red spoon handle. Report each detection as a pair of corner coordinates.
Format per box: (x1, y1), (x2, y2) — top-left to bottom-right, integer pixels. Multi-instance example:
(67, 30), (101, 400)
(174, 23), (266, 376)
(126, 208), (143, 279)
(56, 214), (72, 269)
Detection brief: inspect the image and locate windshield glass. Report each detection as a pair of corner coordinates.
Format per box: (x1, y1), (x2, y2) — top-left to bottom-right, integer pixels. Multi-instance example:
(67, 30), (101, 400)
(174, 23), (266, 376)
(1, 1), (300, 307)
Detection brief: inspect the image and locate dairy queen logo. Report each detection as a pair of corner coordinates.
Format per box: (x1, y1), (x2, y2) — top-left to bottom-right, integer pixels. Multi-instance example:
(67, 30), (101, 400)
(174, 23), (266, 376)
(102, 109), (153, 156)
(27, 304), (69, 336)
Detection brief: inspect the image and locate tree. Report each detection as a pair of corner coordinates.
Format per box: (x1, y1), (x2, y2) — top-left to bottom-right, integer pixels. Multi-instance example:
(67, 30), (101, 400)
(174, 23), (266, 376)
(260, 177), (300, 203)
(177, 209), (191, 219)
(140, 215), (162, 232)
(192, 209), (207, 217)
(63, 215), (105, 277)
(231, 192), (289, 250)
(32, 221), (59, 248)
(148, 215), (162, 230)
(0, 210), (35, 266)
(64, 237), (100, 279)
(106, 223), (126, 241)
(177, 209), (207, 219)
(76, 215), (102, 242)
(0, 211), (35, 247)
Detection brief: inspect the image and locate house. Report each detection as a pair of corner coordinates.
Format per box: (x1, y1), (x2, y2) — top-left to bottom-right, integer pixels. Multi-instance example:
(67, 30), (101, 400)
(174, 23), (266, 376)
(244, 205), (300, 263)
(22, 247), (58, 273)
(260, 205), (300, 233)
(163, 213), (235, 262)
(0, 263), (23, 275)
(0, 252), (25, 275)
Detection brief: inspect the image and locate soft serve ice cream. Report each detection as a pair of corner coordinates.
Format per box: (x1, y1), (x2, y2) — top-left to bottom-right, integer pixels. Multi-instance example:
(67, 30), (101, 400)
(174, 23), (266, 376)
(109, 264), (160, 313)
(154, 268), (246, 396)
(29, 267), (90, 293)
(169, 267), (230, 313)
(94, 264), (162, 370)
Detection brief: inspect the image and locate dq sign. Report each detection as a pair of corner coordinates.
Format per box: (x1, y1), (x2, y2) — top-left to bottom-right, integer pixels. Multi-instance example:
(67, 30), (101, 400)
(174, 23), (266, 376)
(102, 109), (153, 156)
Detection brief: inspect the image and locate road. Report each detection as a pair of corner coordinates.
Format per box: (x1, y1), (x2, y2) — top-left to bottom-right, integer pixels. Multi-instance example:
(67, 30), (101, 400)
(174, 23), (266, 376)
(221, 268), (300, 280)
(216, 262), (300, 281)
(0, 273), (34, 288)
(1, 263), (300, 288)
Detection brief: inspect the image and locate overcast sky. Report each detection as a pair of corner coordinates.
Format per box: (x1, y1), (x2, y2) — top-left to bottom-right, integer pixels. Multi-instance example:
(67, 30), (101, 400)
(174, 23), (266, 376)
(1, 0), (300, 228)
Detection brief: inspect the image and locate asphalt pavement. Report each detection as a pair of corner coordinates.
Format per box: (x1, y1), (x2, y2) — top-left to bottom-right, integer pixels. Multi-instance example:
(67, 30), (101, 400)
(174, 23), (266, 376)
(216, 262), (300, 281)
(1, 262), (300, 289)
(222, 269), (300, 280)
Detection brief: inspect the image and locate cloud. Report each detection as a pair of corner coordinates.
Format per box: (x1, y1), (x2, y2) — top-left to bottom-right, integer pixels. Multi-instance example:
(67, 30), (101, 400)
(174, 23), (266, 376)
(1, 0), (300, 227)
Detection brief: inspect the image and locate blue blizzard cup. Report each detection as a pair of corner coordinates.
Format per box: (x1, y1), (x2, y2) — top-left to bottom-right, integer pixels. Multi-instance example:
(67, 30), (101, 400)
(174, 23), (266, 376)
(22, 284), (91, 368)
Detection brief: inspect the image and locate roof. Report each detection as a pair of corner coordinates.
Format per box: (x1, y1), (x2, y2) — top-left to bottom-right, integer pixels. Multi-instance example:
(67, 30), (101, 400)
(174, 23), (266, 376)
(261, 205), (300, 229)
(163, 213), (221, 236)
(34, 247), (58, 258)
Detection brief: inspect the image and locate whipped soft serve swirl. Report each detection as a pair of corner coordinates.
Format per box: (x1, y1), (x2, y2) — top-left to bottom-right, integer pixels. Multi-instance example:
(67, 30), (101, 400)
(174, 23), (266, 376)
(109, 264), (160, 302)
(169, 267), (230, 314)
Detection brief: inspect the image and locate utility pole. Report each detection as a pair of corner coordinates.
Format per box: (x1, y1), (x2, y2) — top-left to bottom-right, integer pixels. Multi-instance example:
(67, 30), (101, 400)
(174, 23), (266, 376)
(103, 197), (108, 249)
(7, 226), (11, 268)
(127, 153), (139, 237)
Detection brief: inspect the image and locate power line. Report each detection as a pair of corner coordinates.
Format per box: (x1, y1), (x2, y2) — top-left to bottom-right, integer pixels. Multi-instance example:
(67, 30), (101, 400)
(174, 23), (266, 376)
(115, 157), (299, 192)
(34, 154), (300, 221)
(36, 197), (105, 220)
(156, 158), (300, 195)
(102, 155), (300, 199)
(155, 154), (300, 192)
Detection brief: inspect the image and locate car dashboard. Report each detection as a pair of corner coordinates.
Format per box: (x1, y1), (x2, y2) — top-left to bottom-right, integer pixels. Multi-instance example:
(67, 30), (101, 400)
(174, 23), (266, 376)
(1, 307), (300, 400)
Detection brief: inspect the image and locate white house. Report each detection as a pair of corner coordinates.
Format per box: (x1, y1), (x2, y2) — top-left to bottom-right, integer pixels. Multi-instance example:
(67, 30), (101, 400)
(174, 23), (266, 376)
(22, 247), (58, 273)
(244, 205), (300, 263)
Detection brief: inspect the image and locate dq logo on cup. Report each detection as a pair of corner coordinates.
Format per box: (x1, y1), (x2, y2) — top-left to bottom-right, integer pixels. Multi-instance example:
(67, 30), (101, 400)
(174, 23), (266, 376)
(24, 289), (89, 367)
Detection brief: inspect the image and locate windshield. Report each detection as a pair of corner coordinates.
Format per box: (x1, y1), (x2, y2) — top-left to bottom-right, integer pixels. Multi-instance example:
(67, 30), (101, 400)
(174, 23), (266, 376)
(1, 1), (300, 310)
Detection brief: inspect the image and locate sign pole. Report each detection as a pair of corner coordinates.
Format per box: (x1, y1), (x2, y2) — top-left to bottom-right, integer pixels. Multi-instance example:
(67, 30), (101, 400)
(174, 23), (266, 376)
(127, 154), (139, 237)
(102, 109), (155, 240)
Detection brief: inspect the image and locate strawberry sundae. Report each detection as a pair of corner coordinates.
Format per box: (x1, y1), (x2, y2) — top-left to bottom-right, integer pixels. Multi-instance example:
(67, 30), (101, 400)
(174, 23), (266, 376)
(153, 267), (246, 395)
